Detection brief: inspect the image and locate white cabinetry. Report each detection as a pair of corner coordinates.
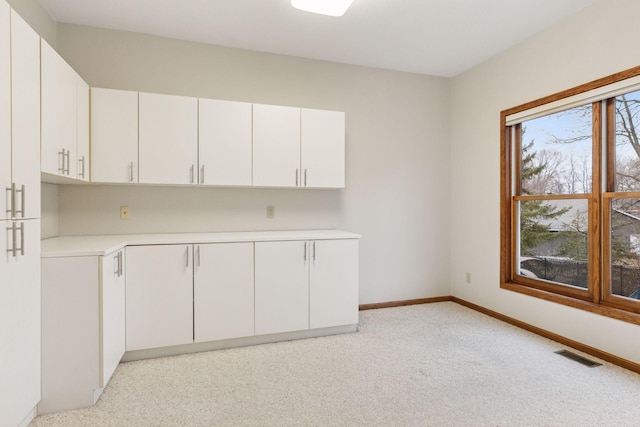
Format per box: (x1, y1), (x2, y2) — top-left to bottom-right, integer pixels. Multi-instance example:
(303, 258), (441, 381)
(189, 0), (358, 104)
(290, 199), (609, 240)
(0, 5), (41, 426)
(41, 40), (89, 181)
(125, 245), (194, 351)
(301, 108), (345, 188)
(139, 92), (198, 185)
(194, 242), (254, 342)
(255, 240), (309, 335)
(198, 99), (252, 186)
(253, 104), (301, 187)
(253, 104), (346, 188)
(90, 88), (139, 183)
(76, 77), (90, 181)
(40, 249), (126, 414)
(255, 239), (359, 335)
(309, 239), (359, 328)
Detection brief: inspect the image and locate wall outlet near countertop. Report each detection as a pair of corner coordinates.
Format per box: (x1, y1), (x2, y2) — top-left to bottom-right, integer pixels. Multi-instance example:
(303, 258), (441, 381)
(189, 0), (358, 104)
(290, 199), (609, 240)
(120, 206), (130, 220)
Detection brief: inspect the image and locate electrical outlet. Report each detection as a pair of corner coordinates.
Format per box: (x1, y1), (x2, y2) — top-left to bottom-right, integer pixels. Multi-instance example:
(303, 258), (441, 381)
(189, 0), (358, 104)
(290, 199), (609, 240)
(465, 272), (471, 284)
(120, 206), (130, 220)
(266, 206), (275, 219)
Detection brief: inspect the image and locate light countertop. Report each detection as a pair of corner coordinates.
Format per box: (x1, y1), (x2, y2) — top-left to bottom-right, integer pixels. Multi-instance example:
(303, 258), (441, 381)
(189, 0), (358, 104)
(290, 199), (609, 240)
(41, 229), (361, 258)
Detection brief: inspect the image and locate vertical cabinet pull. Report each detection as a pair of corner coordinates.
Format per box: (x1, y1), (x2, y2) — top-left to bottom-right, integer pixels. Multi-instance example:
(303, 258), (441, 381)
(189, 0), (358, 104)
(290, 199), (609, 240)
(185, 246), (190, 268)
(114, 251), (123, 277)
(296, 168), (299, 187)
(200, 165), (205, 184)
(6, 222), (16, 257)
(18, 222), (24, 255)
(63, 149), (70, 175)
(6, 183), (15, 218)
(79, 156), (86, 179)
(58, 149), (65, 174)
(304, 169), (307, 187)
(197, 245), (201, 267)
(190, 165), (195, 184)
(17, 185), (25, 218)
(129, 162), (134, 182)
(304, 241), (307, 261)
(313, 241), (316, 260)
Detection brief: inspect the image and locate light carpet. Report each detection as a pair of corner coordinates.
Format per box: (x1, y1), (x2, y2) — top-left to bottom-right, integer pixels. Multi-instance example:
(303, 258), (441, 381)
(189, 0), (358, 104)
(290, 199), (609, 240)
(31, 302), (640, 426)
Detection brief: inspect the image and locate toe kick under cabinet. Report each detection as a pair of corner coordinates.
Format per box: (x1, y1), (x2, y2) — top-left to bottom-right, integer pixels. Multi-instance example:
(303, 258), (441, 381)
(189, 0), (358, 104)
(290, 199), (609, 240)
(40, 230), (359, 413)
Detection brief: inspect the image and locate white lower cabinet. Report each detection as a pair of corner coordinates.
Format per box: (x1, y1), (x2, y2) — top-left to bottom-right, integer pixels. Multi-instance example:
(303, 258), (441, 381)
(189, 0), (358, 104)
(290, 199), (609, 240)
(125, 245), (194, 351)
(40, 248), (126, 414)
(0, 219), (40, 427)
(194, 242), (254, 342)
(255, 239), (359, 335)
(255, 240), (310, 335)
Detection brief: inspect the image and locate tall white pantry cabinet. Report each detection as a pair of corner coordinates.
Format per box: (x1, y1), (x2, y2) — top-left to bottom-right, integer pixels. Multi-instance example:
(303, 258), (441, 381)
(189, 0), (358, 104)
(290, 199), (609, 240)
(0, 2), (42, 427)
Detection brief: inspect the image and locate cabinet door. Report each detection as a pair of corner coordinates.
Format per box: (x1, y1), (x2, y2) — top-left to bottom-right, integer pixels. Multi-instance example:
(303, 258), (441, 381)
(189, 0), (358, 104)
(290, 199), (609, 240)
(198, 99), (252, 186)
(310, 239), (359, 329)
(194, 242), (254, 342)
(90, 88), (139, 183)
(301, 109), (345, 188)
(139, 92), (197, 185)
(40, 253), (99, 414)
(10, 9), (40, 219)
(255, 241), (309, 335)
(0, 2), (9, 220)
(41, 40), (77, 178)
(252, 104), (301, 187)
(126, 245), (194, 351)
(0, 219), (40, 426)
(101, 250), (125, 386)
(76, 77), (90, 181)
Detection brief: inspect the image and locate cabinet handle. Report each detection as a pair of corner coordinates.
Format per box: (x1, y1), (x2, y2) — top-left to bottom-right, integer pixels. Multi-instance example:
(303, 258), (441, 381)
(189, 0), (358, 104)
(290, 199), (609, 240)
(6, 183), (15, 218)
(18, 222), (24, 256)
(304, 241), (307, 261)
(186, 245), (190, 268)
(304, 169), (307, 187)
(6, 222), (16, 257)
(313, 241), (316, 260)
(200, 165), (205, 184)
(15, 184), (25, 218)
(64, 149), (71, 175)
(79, 156), (86, 179)
(296, 168), (299, 187)
(114, 252), (119, 276)
(190, 165), (194, 184)
(129, 162), (134, 182)
(58, 149), (65, 174)
(197, 245), (201, 267)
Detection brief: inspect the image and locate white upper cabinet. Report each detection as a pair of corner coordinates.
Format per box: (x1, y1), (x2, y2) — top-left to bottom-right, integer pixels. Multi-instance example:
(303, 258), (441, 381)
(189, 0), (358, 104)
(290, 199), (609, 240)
(41, 39), (78, 179)
(301, 108), (345, 188)
(90, 88), (139, 183)
(198, 99), (252, 186)
(7, 7), (40, 219)
(139, 92), (198, 185)
(253, 104), (301, 187)
(76, 77), (90, 181)
(0, 1), (10, 219)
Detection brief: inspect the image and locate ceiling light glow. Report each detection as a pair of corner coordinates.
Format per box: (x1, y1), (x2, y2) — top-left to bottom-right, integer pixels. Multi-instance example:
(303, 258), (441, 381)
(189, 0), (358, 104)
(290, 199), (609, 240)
(291, 0), (354, 17)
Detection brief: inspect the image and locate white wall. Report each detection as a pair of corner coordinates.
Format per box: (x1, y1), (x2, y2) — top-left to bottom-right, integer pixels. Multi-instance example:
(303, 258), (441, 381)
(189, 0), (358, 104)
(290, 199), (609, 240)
(52, 24), (452, 304)
(450, 0), (640, 364)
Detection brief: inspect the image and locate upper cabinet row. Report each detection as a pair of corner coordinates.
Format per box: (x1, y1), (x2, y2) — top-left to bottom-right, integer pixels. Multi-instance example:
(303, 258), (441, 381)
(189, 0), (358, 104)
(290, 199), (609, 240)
(41, 40), (89, 182)
(90, 88), (346, 188)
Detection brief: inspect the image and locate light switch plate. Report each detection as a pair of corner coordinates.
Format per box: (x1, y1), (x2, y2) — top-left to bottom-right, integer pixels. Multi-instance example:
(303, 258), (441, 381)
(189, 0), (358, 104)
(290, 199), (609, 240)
(266, 206), (275, 219)
(120, 206), (130, 220)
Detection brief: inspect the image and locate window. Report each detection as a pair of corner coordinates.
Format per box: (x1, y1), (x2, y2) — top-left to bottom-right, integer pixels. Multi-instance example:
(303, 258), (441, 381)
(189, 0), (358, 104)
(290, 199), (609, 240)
(501, 66), (640, 324)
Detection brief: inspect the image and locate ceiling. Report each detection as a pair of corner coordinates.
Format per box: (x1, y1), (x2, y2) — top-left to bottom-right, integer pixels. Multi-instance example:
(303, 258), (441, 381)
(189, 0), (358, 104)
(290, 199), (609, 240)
(36, 0), (598, 77)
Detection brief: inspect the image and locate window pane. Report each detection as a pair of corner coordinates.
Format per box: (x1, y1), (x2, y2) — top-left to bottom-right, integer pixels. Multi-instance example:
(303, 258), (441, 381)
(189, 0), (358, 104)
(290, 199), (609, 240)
(518, 199), (588, 288)
(614, 90), (640, 192)
(520, 105), (592, 195)
(610, 198), (640, 299)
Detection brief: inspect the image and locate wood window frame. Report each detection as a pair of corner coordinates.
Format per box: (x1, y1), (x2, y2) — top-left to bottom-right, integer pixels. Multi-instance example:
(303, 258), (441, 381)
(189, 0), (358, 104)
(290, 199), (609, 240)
(500, 65), (640, 326)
